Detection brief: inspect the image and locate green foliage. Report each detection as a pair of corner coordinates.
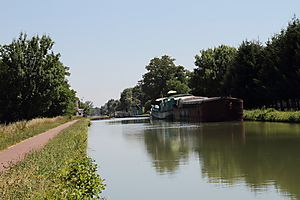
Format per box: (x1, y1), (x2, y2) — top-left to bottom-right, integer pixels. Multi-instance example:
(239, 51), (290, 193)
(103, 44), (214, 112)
(90, 107), (102, 116)
(101, 99), (121, 115)
(141, 55), (190, 102)
(190, 17), (300, 109)
(89, 116), (110, 120)
(120, 88), (135, 112)
(119, 85), (145, 112)
(101, 17), (300, 111)
(258, 16), (300, 109)
(0, 116), (69, 151)
(51, 155), (106, 199)
(244, 109), (300, 122)
(166, 78), (191, 94)
(144, 99), (153, 112)
(79, 100), (94, 117)
(191, 45), (237, 96)
(0, 119), (106, 199)
(132, 82), (146, 105)
(227, 40), (265, 108)
(0, 32), (76, 123)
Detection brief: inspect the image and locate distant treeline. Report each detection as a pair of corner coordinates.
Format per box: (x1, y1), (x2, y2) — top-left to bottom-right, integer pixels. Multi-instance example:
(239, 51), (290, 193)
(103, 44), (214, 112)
(99, 17), (300, 114)
(0, 33), (77, 123)
(191, 16), (300, 110)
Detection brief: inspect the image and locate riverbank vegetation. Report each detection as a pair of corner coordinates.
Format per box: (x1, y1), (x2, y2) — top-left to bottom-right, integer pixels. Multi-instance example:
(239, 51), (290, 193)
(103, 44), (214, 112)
(89, 116), (111, 120)
(0, 33), (77, 123)
(0, 118), (106, 199)
(244, 109), (300, 123)
(98, 16), (300, 115)
(0, 116), (72, 151)
(89, 114), (150, 121)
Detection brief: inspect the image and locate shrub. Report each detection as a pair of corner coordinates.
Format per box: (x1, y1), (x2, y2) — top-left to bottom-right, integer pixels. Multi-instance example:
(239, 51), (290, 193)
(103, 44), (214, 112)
(244, 109), (300, 123)
(50, 155), (106, 199)
(0, 119), (106, 199)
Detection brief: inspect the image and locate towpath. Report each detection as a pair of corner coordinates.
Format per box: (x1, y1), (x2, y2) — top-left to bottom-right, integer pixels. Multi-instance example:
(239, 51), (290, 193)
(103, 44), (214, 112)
(0, 120), (79, 172)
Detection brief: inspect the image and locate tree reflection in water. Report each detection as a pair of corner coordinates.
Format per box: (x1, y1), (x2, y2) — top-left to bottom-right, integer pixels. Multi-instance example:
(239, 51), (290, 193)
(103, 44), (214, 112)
(141, 120), (300, 199)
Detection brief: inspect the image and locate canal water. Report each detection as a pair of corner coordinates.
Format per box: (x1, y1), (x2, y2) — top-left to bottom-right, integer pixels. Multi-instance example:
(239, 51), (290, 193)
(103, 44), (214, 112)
(88, 117), (300, 200)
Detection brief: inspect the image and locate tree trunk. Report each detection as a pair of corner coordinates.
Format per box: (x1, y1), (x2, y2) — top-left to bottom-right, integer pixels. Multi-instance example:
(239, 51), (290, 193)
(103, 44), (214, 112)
(279, 100), (283, 111)
(291, 99), (296, 110)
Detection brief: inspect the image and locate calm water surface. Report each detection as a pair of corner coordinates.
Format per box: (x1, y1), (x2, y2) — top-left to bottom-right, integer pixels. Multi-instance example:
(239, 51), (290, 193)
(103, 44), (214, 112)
(88, 117), (300, 200)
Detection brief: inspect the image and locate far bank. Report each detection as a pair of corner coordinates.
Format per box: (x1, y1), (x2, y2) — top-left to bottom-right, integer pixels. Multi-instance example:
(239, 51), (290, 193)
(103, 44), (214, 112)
(244, 109), (300, 123)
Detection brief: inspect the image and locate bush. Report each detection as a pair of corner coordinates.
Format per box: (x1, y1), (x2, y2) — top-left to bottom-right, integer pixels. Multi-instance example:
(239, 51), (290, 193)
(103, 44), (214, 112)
(244, 109), (300, 123)
(50, 154), (106, 199)
(0, 119), (106, 199)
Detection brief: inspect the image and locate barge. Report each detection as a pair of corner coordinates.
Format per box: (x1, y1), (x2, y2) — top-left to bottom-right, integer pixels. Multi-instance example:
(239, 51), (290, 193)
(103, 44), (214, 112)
(150, 93), (243, 122)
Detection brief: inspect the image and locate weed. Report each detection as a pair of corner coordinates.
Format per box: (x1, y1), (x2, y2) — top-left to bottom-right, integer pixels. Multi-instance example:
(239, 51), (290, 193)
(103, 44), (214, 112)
(0, 119), (106, 199)
(0, 116), (70, 151)
(244, 109), (300, 123)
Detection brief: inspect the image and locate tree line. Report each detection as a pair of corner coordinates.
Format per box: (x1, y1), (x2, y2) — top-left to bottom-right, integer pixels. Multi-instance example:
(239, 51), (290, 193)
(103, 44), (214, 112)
(0, 33), (77, 123)
(100, 17), (300, 114)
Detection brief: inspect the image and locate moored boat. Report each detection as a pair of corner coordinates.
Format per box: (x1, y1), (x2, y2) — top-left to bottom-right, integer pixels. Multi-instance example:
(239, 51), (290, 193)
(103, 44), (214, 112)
(173, 96), (243, 122)
(150, 94), (194, 120)
(150, 93), (243, 122)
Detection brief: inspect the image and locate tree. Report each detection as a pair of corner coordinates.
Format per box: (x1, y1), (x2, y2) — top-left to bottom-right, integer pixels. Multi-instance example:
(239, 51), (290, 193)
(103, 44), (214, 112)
(141, 55), (190, 102)
(45, 81), (77, 117)
(79, 101), (93, 117)
(90, 107), (101, 116)
(0, 32), (76, 123)
(190, 45), (237, 97)
(101, 99), (120, 115)
(227, 40), (264, 108)
(166, 78), (191, 94)
(279, 17), (300, 109)
(132, 82), (146, 105)
(120, 88), (134, 112)
(260, 17), (300, 109)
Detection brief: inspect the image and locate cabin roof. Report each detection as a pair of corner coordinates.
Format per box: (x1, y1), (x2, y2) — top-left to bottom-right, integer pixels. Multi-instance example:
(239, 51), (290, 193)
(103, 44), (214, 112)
(155, 94), (194, 101)
(180, 96), (242, 105)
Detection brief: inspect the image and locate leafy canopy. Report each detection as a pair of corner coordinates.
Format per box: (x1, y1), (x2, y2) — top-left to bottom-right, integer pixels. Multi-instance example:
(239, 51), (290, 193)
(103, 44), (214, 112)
(141, 55), (190, 101)
(0, 32), (76, 123)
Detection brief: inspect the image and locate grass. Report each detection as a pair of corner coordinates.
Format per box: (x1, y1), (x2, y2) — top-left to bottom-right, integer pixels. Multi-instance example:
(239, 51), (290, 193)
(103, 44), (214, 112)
(0, 118), (106, 199)
(0, 116), (81, 151)
(89, 114), (150, 121)
(244, 108), (300, 123)
(89, 116), (111, 120)
(134, 114), (150, 117)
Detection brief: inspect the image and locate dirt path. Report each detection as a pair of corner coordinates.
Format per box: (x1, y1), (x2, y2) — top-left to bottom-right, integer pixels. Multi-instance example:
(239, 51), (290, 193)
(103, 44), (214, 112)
(0, 120), (79, 172)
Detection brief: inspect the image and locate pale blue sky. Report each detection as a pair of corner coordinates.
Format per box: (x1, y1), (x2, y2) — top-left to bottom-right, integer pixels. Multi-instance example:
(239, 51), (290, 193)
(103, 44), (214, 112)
(1, 0), (299, 107)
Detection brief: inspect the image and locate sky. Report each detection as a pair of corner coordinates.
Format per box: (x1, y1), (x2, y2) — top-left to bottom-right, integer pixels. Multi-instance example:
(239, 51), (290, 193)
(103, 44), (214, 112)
(1, 0), (300, 107)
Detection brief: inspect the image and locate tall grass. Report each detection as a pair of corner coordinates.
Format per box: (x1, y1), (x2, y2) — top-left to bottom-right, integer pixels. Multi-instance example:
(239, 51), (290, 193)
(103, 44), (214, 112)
(89, 116), (111, 120)
(0, 116), (71, 151)
(244, 108), (300, 122)
(0, 118), (106, 199)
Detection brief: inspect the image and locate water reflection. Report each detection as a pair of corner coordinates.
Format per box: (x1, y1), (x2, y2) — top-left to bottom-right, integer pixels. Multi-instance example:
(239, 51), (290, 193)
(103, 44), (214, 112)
(143, 121), (192, 175)
(122, 120), (300, 199)
(89, 118), (300, 199)
(241, 122), (300, 199)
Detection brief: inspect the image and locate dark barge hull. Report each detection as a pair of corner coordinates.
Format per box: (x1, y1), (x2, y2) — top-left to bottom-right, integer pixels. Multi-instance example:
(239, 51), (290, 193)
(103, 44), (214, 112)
(173, 97), (243, 122)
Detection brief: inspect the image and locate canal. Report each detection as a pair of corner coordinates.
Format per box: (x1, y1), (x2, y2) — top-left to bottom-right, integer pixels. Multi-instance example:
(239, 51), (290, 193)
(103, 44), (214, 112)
(88, 117), (300, 200)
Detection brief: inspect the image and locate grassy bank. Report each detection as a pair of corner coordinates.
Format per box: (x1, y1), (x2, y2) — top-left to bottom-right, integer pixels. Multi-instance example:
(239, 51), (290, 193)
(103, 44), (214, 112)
(89, 114), (150, 121)
(134, 114), (150, 117)
(0, 116), (75, 151)
(89, 116), (111, 120)
(0, 118), (106, 199)
(244, 108), (300, 123)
